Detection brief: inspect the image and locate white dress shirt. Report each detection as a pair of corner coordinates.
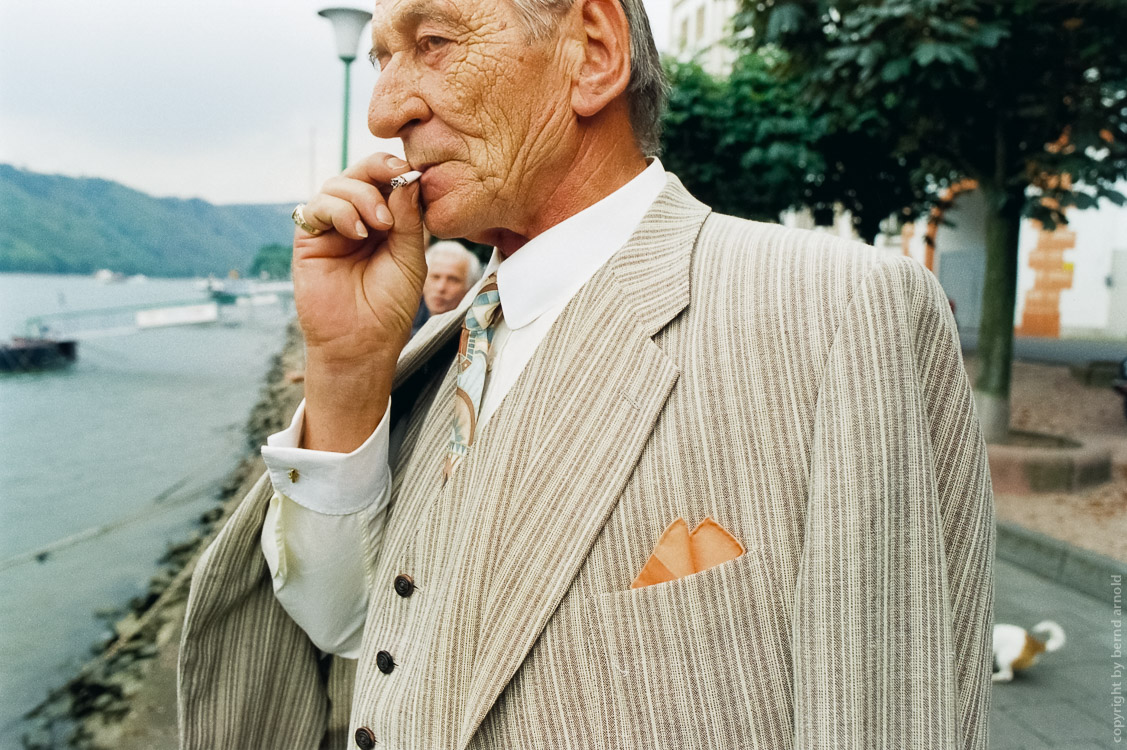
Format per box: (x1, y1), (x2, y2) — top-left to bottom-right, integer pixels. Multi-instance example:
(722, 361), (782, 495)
(260, 159), (667, 656)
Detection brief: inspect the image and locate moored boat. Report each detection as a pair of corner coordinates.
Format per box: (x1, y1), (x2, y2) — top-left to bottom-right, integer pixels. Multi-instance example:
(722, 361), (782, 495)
(0, 338), (78, 372)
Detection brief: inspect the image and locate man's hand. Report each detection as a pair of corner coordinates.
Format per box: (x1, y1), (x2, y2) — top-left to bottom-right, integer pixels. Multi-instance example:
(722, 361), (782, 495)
(292, 152), (427, 453)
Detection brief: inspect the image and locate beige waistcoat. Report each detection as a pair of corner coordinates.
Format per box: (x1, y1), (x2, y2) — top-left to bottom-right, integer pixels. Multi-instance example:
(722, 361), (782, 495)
(178, 176), (994, 749)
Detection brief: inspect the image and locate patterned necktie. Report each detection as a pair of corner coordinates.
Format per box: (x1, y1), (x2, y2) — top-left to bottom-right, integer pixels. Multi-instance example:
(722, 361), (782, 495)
(444, 273), (502, 479)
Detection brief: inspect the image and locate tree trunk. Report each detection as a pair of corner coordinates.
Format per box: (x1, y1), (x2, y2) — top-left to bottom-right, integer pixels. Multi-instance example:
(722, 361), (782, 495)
(856, 212), (883, 246)
(973, 181), (1024, 443)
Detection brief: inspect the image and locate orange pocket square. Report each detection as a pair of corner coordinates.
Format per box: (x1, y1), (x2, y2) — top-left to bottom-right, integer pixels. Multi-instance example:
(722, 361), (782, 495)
(630, 516), (745, 589)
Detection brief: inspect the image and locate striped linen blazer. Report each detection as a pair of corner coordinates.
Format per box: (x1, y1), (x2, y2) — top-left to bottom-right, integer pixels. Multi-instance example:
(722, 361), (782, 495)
(178, 175), (994, 749)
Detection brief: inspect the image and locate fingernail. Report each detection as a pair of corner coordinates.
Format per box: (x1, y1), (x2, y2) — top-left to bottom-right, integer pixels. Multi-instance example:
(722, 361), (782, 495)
(376, 205), (393, 225)
(355, 221), (368, 238)
(387, 156), (408, 168)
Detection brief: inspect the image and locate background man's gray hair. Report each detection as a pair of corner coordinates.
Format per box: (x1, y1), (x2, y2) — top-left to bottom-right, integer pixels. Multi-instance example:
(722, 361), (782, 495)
(426, 241), (483, 286)
(509, 0), (668, 156)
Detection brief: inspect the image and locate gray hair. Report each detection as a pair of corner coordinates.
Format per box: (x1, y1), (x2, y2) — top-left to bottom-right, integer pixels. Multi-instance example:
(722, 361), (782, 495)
(426, 241), (483, 286)
(509, 0), (667, 156)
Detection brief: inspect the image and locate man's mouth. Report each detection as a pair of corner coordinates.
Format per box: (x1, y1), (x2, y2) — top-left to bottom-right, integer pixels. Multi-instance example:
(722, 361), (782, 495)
(412, 163), (441, 201)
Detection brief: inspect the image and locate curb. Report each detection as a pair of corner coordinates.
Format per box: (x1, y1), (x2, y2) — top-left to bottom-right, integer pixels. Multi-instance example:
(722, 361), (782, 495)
(996, 520), (1127, 600)
(987, 439), (1112, 494)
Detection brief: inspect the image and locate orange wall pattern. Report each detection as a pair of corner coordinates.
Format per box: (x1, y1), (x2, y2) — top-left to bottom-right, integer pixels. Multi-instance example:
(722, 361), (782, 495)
(919, 182), (1080, 339)
(1016, 222), (1076, 338)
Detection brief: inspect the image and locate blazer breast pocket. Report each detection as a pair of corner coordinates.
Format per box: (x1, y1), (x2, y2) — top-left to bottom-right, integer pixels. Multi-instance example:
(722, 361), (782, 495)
(580, 548), (795, 749)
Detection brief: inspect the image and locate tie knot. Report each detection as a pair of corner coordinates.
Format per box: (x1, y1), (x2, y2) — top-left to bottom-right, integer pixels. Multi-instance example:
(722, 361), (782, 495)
(465, 272), (502, 332)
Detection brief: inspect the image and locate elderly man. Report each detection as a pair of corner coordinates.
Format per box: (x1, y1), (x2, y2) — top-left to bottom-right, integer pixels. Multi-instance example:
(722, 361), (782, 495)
(423, 241), (482, 315)
(178, 0), (994, 747)
(412, 241), (483, 333)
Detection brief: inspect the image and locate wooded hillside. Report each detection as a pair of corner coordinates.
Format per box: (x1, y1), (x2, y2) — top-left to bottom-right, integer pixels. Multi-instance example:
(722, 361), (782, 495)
(0, 164), (294, 276)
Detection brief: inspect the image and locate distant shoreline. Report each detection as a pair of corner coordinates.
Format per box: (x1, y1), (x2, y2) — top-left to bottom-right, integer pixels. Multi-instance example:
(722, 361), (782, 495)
(0, 270), (195, 278)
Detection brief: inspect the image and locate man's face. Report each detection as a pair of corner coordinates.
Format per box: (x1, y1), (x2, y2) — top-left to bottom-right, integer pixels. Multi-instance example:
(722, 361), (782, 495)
(422, 254), (471, 314)
(367, 0), (581, 242)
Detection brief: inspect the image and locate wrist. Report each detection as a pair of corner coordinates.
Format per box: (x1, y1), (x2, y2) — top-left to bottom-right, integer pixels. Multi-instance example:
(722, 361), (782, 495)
(301, 352), (397, 453)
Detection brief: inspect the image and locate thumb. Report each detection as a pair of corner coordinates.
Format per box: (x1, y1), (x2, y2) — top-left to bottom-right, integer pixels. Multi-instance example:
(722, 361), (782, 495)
(386, 181), (426, 276)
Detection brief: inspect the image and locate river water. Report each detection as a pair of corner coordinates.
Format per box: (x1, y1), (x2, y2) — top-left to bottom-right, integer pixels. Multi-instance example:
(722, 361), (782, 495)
(0, 273), (291, 744)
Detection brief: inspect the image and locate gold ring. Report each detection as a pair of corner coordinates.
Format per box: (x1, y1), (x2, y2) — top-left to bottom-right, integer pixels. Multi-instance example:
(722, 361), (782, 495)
(291, 203), (324, 236)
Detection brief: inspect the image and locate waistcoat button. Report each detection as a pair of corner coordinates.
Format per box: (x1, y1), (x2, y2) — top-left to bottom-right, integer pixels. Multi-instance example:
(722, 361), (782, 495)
(376, 650), (395, 674)
(394, 574), (415, 597)
(355, 727), (376, 749)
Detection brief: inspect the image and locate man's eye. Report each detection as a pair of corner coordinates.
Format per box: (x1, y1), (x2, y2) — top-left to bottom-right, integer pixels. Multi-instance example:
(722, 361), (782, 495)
(419, 36), (451, 54)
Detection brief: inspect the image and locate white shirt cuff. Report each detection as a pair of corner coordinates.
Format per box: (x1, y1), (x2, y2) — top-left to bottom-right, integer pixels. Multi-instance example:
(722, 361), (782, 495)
(261, 398), (392, 515)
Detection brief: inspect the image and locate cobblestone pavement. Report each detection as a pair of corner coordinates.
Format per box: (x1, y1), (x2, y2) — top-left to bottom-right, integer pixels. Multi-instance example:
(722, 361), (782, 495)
(991, 558), (1123, 749)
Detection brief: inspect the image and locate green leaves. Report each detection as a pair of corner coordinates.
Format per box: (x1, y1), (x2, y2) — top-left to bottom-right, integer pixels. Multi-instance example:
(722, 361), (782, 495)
(249, 244), (293, 280)
(734, 0), (1127, 226)
(660, 53), (827, 222)
(912, 41), (977, 70)
(880, 57), (911, 81)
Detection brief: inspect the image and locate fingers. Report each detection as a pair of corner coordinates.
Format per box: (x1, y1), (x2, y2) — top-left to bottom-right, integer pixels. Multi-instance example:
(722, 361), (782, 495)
(326, 173), (404, 228)
(305, 196), (370, 240)
(383, 182), (426, 277)
(387, 182), (424, 244)
(342, 152), (414, 188)
(300, 152), (415, 241)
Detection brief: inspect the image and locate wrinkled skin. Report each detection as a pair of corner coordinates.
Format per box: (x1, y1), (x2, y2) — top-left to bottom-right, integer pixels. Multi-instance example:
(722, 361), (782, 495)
(368, 0), (585, 248)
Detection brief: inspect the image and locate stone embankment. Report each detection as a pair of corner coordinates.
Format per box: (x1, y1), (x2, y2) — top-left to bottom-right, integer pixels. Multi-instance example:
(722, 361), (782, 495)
(21, 322), (306, 750)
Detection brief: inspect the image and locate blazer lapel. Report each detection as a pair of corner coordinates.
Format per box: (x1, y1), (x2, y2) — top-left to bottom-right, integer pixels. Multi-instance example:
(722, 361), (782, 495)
(394, 300), (467, 389)
(448, 176), (711, 747)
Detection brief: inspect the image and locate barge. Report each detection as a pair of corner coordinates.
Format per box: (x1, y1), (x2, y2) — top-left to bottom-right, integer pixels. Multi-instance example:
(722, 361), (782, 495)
(0, 338), (78, 372)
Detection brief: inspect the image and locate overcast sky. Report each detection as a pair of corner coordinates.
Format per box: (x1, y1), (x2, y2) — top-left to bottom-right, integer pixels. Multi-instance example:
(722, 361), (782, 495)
(0, 0), (671, 205)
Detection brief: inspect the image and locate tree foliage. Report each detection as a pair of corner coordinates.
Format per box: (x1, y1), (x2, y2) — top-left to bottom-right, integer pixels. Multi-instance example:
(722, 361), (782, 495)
(249, 243), (293, 279)
(736, 0), (1127, 225)
(660, 50), (826, 222)
(661, 46), (931, 242)
(734, 0), (1127, 440)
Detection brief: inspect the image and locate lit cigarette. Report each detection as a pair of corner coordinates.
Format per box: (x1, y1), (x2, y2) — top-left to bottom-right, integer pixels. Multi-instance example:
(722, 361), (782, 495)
(390, 171), (422, 189)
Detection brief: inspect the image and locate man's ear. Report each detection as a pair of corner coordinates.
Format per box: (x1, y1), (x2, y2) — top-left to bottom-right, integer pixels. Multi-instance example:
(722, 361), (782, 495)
(570, 0), (632, 118)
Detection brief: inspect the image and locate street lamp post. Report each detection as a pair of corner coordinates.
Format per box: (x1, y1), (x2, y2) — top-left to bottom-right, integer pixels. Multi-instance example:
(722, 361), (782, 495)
(317, 7), (373, 171)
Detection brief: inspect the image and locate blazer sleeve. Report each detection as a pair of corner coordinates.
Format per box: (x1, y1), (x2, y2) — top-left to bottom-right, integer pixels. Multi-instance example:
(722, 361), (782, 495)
(793, 256), (995, 749)
(177, 471), (356, 750)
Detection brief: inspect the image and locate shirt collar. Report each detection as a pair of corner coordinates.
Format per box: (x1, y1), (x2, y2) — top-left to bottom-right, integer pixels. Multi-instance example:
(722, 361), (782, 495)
(481, 158), (666, 330)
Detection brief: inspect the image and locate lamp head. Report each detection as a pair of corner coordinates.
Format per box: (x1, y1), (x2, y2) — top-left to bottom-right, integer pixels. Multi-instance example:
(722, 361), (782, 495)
(317, 7), (373, 62)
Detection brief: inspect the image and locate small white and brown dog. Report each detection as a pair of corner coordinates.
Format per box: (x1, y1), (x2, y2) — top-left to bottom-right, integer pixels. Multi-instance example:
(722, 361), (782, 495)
(992, 620), (1066, 682)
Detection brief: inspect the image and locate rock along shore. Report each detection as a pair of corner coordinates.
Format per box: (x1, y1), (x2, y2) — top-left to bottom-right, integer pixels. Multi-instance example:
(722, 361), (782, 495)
(21, 321), (306, 750)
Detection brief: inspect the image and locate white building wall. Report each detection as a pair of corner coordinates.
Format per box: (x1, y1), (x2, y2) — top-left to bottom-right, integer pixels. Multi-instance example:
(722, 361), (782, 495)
(670, 0), (737, 74)
(1054, 199), (1125, 334)
(907, 184), (1127, 340)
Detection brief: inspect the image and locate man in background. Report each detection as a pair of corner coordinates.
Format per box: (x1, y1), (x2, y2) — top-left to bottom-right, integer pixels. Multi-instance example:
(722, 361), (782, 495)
(412, 241), (482, 333)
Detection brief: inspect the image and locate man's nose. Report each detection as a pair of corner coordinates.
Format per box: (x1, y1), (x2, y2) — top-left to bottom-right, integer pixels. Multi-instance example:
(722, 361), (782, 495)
(368, 58), (430, 139)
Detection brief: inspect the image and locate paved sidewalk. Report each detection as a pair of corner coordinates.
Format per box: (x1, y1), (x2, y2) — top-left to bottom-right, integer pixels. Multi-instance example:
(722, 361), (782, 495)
(991, 558), (1123, 749)
(961, 331), (1126, 365)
